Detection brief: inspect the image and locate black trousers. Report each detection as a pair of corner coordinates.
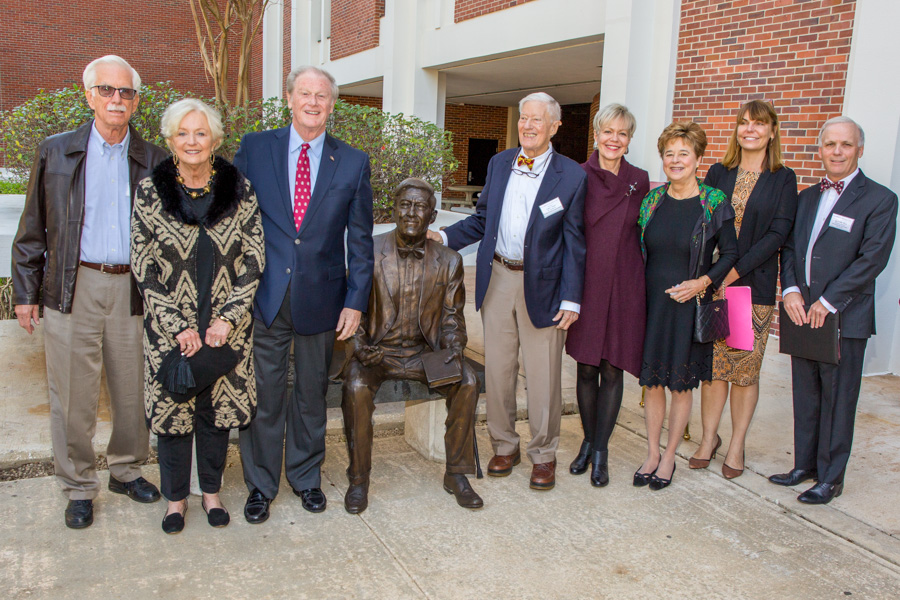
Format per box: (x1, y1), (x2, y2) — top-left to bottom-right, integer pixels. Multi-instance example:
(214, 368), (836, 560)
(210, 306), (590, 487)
(791, 336), (867, 485)
(157, 386), (230, 502)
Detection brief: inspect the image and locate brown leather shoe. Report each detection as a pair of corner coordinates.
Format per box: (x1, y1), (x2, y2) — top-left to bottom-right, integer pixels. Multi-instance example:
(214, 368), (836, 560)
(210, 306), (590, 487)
(530, 460), (557, 490)
(487, 450), (521, 477)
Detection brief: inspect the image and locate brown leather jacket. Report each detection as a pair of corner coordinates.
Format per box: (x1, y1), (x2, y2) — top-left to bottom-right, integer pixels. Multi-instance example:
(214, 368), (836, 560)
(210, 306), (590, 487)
(11, 121), (167, 314)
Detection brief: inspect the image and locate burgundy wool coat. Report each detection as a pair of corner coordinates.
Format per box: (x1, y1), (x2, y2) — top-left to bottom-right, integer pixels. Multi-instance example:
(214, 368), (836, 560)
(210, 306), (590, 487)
(565, 152), (650, 376)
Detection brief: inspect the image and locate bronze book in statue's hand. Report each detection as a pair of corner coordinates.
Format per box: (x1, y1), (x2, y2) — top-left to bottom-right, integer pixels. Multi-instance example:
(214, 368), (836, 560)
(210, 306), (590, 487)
(421, 349), (463, 388)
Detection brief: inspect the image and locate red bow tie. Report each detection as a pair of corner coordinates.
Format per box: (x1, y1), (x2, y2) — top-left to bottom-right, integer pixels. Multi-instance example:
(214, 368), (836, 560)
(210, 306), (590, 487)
(517, 155), (535, 170)
(820, 179), (844, 194)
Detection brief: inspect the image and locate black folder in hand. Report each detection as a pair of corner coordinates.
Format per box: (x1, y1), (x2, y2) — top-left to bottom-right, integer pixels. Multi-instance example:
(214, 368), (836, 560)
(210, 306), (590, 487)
(778, 302), (840, 365)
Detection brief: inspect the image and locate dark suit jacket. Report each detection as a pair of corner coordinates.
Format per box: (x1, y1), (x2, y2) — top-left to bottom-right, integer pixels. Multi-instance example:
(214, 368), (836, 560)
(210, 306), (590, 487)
(352, 231), (466, 355)
(781, 170), (898, 339)
(233, 128), (374, 334)
(442, 147), (587, 328)
(705, 162), (798, 305)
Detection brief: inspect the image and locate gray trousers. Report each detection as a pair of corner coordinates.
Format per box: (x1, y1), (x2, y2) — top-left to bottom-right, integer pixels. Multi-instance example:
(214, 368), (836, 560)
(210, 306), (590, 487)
(240, 290), (334, 498)
(43, 266), (149, 500)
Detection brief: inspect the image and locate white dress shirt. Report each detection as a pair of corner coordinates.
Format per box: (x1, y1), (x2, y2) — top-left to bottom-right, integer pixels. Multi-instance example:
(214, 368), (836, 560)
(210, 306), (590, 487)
(288, 125), (326, 199)
(783, 168), (859, 313)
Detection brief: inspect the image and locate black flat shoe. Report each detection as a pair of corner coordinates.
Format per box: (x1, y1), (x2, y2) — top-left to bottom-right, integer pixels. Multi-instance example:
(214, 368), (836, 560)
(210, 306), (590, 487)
(108, 476), (161, 503)
(295, 487), (327, 513)
(590, 450), (609, 487)
(649, 463), (676, 491)
(202, 498), (230, 528)
(569, 439), (592, 475)
(243, 489), (272, 524)
(798, 482), (843, 505)
(633, 467), (657, 487)
(65, 499), (93, 529)
(769, 468), (817, 487)
(162, 501), (187, 534)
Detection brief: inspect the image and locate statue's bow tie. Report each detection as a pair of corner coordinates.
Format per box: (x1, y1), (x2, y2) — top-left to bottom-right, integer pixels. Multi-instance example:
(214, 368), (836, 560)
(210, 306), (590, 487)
(820, 179), (844, 194)
(398, 246), (425, 260)
(516, 155), (535, 170)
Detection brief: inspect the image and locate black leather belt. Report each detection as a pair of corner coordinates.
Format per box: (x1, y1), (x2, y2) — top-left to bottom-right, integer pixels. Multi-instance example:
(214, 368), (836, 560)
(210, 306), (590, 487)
(493, 253), (524, 271)
(79, 261), (131, 274)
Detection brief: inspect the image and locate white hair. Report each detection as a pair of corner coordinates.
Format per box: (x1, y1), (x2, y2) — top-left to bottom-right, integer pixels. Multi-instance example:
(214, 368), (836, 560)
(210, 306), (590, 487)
(519, 92), (561, 123)
(82, 55), (141, 91)
(285, 66), (339, 101)
(160, 98), (225, 150)
(819, 116), (865, 146)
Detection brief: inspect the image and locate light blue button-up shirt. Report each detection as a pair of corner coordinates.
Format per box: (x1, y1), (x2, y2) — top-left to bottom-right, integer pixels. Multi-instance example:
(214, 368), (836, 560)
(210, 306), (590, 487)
(80, 123), (132, 264)
(288, 125), (326, 201)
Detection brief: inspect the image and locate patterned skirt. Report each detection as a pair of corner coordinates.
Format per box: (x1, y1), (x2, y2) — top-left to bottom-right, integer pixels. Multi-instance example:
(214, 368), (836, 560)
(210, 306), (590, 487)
(712, 304), (775, 386)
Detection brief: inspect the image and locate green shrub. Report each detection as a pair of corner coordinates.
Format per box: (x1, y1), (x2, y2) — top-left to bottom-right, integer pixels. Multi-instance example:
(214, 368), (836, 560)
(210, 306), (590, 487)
(1, 88), (457, 222)
(0, 180), (26, 194)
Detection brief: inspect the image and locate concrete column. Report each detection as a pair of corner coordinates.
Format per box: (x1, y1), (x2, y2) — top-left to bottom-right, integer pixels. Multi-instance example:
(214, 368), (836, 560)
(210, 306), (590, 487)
(844, 0), (900, 375)
(404, 399), (447, 462)
(261, 0), (284, 99)
(598, 0), (681, 181)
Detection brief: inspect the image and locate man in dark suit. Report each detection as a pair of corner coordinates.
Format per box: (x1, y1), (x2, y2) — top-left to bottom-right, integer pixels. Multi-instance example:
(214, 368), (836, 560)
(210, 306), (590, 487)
(428, 92), (586, 491)
(771, 116), (897, 504)
(342, 178), (482, 514)
(233, 66), (374, 522)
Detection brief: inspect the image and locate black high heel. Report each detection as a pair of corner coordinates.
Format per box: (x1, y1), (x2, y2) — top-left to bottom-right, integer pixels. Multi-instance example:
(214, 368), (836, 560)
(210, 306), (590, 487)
(569, 440), (592, 475)
(590, 450), (609, 487)
(649, 463), (677, 491)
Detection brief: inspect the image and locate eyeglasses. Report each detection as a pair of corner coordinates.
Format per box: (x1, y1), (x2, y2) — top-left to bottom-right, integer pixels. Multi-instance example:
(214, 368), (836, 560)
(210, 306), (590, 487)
(91, 85), (138, 100)
(511, 167), (540, 179)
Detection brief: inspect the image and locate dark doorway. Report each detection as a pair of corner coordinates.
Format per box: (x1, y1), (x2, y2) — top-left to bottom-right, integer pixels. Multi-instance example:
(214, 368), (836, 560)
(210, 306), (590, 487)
(467, 138), (498, 186)
(553, 103), (592, 163)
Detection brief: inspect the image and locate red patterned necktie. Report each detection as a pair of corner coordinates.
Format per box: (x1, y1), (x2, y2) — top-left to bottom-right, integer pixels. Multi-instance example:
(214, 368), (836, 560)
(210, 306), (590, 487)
(820, 178), (844, 195)
(293, 143), (311, 230)
(517, 155), (535, 170)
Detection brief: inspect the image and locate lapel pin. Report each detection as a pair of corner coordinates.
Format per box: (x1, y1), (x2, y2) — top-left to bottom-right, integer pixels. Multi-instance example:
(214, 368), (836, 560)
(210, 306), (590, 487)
(330, 155), (334, 161)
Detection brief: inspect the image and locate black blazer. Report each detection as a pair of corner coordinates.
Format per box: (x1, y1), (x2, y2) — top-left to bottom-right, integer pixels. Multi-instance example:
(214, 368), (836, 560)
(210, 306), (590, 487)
(781, 170), (898, 339)
(704, 162), (798, 305)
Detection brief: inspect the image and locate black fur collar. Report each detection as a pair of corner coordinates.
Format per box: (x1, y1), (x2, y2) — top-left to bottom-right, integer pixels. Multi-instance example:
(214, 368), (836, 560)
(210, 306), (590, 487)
(152, 156), (243, 227)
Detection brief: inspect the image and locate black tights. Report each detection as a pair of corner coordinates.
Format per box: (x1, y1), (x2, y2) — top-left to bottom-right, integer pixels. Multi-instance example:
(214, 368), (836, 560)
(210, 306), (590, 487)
(575, 360), (624, 452)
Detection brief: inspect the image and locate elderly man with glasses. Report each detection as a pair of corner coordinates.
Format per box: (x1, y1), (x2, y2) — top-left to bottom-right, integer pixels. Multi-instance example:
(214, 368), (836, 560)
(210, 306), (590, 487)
(428, 92), (587, 491)
(12, 55), (167, 529)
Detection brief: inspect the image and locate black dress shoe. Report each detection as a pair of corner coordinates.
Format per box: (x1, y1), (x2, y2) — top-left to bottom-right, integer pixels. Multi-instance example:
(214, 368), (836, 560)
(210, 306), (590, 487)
(243, 489), (272, 524)
(65, 499), (93, 529)
(590, 450), (609, 487)
(345, 481), (369, 514)
(162, 501), (187, 534)
(798, 482), (843, 505)
(108, 476), (161, 503)
(294, 487), (327, 513)
(443, 473), (484, 509)
(768, 468), (817, 487)
(201, 498), (230, 528)
(569, 439), (592, 475)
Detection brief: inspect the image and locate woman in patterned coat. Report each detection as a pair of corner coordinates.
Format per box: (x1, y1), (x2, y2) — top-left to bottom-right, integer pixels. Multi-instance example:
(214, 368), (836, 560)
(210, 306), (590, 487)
(131, 98), (265, 533)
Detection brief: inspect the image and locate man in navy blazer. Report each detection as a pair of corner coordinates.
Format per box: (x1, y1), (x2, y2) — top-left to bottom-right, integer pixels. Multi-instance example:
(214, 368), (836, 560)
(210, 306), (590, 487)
(233, 66), (374, 522)
(771, 116), (897, 504)
(429, 92), (586, 491)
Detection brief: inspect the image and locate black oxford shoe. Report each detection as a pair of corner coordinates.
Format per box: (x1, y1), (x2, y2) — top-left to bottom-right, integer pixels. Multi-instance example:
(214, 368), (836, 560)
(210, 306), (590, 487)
(295, 487), (327, 513)
(798, 482), (843, 505)
(768, 468), (817, 487)
(108, 476), (161, 503)
(443, 473), (484, 509)
(243, 489), (272, 524)
(344, 481), (369, 515)
(65, 499), (93, 529)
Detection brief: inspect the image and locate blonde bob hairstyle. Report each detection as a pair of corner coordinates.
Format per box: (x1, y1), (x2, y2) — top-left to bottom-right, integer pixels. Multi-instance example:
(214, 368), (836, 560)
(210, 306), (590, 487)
(593, 103), (637, 140)
(160, 98), (225, 152)
(657, 121), (708, 159)
(722, 100), (784, 172)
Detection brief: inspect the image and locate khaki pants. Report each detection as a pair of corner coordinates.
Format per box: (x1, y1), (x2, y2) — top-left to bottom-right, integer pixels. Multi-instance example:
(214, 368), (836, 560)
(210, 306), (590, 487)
(43, 266), (149, 500)
(481, 262), (566, 465)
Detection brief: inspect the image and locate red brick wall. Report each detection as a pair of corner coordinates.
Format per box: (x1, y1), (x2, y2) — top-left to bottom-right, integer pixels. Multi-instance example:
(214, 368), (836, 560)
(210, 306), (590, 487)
(0, 0), (264, 113)
(587, 92), (601, 158)
(443, 104), (509, 198)
(340, 95), (384, 109)
(330, 0), (382, 60)
(455, 0), (538, 22)
(674, 0), (856, 189)
(283, 0), (292, 90)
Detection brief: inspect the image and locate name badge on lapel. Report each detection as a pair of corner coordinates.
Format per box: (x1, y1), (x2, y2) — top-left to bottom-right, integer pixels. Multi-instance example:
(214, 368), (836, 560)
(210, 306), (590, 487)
(539, 197), (564, 218)
(829, 213), (854, 233)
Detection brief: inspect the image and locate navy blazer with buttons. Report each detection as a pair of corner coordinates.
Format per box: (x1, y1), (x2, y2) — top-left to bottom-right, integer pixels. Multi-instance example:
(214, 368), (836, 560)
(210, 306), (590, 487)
(234, 127), (374, 334)
(442, 147), (587, 328)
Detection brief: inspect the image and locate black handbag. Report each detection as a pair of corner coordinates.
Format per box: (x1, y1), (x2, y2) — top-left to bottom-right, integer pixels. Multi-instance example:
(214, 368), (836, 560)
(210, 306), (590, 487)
(155, 343), (239, 403)
(693, 222), (730, 343)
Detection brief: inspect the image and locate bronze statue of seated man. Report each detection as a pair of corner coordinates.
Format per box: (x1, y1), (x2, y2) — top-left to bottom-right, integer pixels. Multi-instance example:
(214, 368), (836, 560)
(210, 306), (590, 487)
(341, 178), (482, 513)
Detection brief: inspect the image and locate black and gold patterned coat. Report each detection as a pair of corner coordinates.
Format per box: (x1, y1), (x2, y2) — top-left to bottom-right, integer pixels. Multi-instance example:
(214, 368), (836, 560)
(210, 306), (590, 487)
(131, 157), (265, 435)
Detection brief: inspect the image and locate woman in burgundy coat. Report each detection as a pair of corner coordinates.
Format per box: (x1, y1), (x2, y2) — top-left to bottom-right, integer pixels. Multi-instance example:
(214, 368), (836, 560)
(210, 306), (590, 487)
(565, 104), (650, 486)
